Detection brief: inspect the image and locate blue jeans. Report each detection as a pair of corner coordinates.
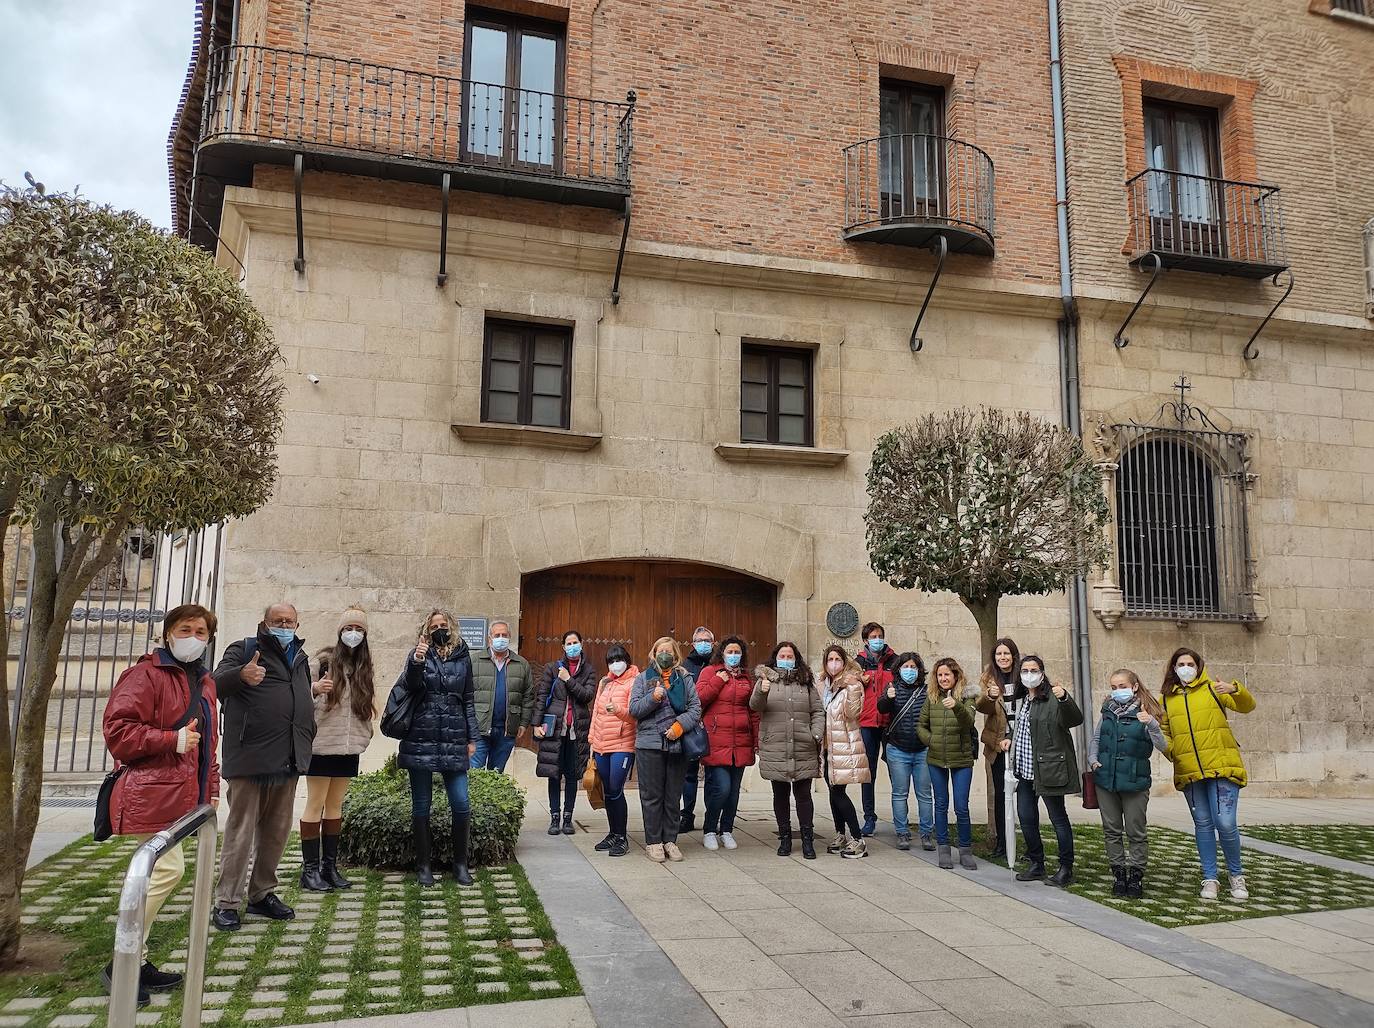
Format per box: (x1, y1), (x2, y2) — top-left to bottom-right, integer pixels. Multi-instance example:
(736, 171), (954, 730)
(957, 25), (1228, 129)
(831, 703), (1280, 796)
(595, 752), (635, 837)
(408, 769), (470, 817)
(1184, 778), (1242, 879)
(471, 732), (517, 772)
(704, 765), (746, 834)
(886, 745), (934, 837)
(681, 760), (701, 819)
(928, 764), (973, 847)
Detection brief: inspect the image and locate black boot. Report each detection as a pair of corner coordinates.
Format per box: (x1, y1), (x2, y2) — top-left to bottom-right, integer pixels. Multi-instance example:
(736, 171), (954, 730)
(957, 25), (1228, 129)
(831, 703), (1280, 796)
(547, 811), (561, 836)
(562, 812), (575, 835)
(451, 815), (474, 886)
(1126, 866), (1145, 899)
(1048, 862), (1075, 888)
(1111, 864), (1127, 897)
(321, 831), (351, 889)
(1015, 861), (1046, 882)
(413, 816), (435, 887)
(299, 835), (332, 892)
(800, 826), (817, 860)
(777, 828), (793, 857)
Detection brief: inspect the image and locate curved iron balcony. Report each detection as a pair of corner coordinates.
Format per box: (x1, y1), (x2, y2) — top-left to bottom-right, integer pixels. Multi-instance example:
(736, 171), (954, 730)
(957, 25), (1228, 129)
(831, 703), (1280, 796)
(197, 45), (634, 210)
(1125, 169), (1287, 279)
(842, 134), (995, 256)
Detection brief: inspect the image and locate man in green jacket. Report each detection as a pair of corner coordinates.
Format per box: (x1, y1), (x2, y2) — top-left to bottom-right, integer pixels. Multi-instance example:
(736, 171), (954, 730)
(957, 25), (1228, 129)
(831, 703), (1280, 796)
(469, 621), (535, 772)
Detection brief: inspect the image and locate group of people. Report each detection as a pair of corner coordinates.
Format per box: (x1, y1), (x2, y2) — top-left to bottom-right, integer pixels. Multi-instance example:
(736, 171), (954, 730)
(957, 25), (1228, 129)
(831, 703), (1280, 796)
(101, 605), (1257, 1005)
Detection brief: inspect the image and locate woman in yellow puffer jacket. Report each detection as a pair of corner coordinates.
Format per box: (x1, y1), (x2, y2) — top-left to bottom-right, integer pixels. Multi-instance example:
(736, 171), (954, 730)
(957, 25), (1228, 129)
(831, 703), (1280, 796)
(1160, 647), (1256, 903)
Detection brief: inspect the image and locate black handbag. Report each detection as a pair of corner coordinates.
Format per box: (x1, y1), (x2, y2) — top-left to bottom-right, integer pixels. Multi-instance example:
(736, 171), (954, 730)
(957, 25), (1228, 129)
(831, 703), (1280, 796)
(681, 723), (710, 761)
(380, 668), (420, 740)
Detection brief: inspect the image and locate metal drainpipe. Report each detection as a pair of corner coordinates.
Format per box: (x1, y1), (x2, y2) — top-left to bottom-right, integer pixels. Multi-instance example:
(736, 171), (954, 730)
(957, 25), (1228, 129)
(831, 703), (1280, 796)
(1048, 0), (1094, 757)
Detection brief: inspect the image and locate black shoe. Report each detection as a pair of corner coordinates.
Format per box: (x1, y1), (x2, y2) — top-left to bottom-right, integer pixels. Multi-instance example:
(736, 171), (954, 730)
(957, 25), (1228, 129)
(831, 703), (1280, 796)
(1111, 864), (1128, 897)
(861, 814), (877, 837)
(608, 835), (629, 857)
(561, 812), (576, 835)
(451, 815), (474, 887)
(211, 907), (241, 932)
(1048, 863), (1075, 888)
(1015, 862), (1046, 883)
(414, 815), (436, 886)
(245, 893), (295, 921)
(594, 832), (616, 852)
(299, 836), (332, 892)
(321, 832), (352, 889)
(777, 829), (793, 857)
(1126, 866), (1145, 899)
(102, 962), (150, 1006)
(678, 813), (697, 834)
(547, 812), (562, 836)
(800, 827), (817, 860)
(140, 960), (183, 993)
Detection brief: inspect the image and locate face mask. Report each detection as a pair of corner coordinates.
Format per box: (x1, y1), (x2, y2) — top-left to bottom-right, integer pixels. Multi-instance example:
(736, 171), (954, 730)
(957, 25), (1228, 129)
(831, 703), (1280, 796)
(1110, 688), (1134, 704)
(825, 659), (842, 676)
(867, 637), (885, 653)
(430, 627), (451, 647)
(778, 658), (796, 671)
(900, 667), (919, 685)
(491, 637), (510, 653)
(609, 660), (628, 676)
(694, 641), (712, 656)
(1175, 664), (1197, 684)
(654, 651), (675, 670)
(1021, 671), (1043, 689)
(169, 635), (208, 663)
(269, 626), (296, 647)
(340, 630), (364, 650)
(564, 642), (582, 659)
(724, 652), (742, 668)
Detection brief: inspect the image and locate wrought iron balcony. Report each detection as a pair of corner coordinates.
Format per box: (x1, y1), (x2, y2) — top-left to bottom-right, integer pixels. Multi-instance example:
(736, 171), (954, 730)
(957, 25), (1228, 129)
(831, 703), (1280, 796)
(842, 135), (995, 256)
(1125, 169), (1288, 278)
(196, 45), (634, 210)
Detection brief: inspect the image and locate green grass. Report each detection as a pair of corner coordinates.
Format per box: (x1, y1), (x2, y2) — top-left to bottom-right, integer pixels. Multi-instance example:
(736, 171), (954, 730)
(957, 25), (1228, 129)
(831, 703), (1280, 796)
(1, 834), (579, 1026)
(1244, 823), (1374, 866)
(970, 822), (1374, 928)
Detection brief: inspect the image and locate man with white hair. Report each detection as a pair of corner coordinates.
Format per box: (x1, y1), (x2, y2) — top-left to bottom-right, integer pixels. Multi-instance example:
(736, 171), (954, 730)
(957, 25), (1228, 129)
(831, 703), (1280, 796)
(678, 625), (716, 833)
(470, 619), (535, 772)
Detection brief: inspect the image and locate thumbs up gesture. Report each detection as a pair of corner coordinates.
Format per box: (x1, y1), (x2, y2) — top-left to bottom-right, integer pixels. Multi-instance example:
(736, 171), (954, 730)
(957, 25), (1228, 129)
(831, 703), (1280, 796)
(886, 685), (896, 699)
(240, 650), (266, 686)
(1051, 684), (1067, 700)
(414, 637), (429, 663)
(313, 675), (334, 699)
(185, 718), (201, 750)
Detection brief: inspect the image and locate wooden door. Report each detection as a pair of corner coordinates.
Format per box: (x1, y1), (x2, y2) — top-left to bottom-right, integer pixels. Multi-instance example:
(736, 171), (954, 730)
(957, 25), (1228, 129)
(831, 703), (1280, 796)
(519, 560), (778, 672)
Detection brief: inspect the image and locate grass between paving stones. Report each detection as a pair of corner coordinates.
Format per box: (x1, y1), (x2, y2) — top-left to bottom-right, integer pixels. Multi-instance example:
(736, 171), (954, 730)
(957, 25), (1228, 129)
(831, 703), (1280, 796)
(1, 834), (579, 1027)
(1244, 823), (1374, 866)
(970, 821), (1374, 928)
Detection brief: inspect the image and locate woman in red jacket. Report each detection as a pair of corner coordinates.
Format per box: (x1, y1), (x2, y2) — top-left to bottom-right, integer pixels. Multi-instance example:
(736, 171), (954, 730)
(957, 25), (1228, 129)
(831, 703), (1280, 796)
(102, 603), (221, 1007)
(697, 636), (760, 851)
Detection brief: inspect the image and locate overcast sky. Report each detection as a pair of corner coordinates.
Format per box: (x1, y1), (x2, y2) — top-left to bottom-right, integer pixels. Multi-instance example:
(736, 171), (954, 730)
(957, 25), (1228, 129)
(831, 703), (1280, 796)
(0, 0), (193, 228)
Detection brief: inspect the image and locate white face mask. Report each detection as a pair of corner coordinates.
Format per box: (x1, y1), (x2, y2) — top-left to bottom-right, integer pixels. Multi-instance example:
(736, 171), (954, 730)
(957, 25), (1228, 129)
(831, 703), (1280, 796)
(340, 629), (364, 649)
(1021, 671), (1043, 689)
(169, 635), (208, 663)
(1175, 664), (1198, 684)
(608, 660), (628, 676)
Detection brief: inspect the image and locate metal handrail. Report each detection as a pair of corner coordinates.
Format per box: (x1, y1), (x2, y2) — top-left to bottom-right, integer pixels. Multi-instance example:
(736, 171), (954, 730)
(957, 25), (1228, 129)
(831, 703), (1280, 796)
(110, 804), (218, 1028)
(1123, 166), (1280, 199)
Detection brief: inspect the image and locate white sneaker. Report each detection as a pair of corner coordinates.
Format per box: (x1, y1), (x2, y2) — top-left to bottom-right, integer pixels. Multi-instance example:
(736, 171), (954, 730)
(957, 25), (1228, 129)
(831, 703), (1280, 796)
(1230, 874), (1249, 901)
(1200, 879), (1220, 900)
(703, 832), (719, 851)
(721, 832), (738, 850)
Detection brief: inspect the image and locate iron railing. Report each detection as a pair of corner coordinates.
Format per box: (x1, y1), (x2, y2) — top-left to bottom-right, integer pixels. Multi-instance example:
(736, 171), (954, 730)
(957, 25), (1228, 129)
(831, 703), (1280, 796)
(843, 134), (995, 250)
(1332, 0), (1373, 16)
(110, 805), (217, 1027)
(200, 44), (634, 187)
(1113, 424), (1257, 622)
(1126, 168), (1287, 273)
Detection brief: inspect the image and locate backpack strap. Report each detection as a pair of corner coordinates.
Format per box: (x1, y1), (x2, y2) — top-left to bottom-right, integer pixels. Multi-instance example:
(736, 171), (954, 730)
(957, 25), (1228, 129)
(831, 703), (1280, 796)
(241, 637), (259, 666)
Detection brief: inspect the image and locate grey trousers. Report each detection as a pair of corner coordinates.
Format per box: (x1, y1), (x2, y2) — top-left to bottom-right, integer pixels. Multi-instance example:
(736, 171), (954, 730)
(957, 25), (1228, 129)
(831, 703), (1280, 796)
(215, 776), (298, 907)
(637, 748), (687, 845)
(1097, 786), (1150, 869)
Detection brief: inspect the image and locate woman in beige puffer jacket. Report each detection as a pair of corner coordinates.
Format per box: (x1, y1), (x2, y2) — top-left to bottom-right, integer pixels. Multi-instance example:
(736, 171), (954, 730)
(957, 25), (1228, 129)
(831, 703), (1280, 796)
(819, 644), (870, 859)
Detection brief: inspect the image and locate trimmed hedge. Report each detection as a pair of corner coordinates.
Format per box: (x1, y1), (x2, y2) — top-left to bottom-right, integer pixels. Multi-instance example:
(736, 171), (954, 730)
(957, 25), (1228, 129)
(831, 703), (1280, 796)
(339, 755), (527, 869)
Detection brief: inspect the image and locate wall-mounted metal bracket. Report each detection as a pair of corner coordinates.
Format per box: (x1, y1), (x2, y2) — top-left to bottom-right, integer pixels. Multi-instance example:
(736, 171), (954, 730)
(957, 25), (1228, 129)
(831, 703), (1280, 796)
(909, 234), (948, 353)
(1242, 268), (1294, 361)
(436, 173), (451, 287)
(292, 153), (305, 273)
(1114, 251), (1162, 349)
(611, 196), (631, 304)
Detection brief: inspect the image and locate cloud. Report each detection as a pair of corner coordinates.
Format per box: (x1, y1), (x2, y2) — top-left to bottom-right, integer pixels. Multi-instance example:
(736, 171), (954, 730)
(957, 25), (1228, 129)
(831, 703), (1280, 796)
(0, 0), (194, 228)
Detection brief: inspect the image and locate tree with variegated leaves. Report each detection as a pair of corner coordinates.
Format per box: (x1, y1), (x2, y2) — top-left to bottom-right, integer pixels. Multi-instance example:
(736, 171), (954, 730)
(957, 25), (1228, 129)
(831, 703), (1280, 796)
(0, 184), (283, 965)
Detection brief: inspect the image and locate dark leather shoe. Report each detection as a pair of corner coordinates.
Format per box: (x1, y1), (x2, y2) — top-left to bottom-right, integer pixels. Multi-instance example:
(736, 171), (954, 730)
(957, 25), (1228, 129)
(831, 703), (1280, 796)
(245, 893), (295, 920)
(608, 835), (629, 857)
(678, 814), (696, 834)
(594, 832), (616, 852)
(547, 812), (562, 836)
(211, 907), (241, 932)
(102, 962), (150, 1006)
(1048, 863), (1075, 888)
(140, 961), (184, 992)
(561, 813), (575, 835)
(776, 830), (793, 857)
(1015, 863), (1046, 882)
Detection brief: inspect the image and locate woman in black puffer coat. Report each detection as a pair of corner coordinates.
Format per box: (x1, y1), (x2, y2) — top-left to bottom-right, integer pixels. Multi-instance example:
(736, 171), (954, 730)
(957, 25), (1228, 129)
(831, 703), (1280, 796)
(398, 609), (478, 887)
(534, 630), (597, 836)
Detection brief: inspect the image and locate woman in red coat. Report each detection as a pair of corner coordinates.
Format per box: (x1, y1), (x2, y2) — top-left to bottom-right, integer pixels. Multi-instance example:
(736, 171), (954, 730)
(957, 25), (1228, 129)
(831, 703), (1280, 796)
(102, 603), (221, 1006)
(696, 636), (760, 851)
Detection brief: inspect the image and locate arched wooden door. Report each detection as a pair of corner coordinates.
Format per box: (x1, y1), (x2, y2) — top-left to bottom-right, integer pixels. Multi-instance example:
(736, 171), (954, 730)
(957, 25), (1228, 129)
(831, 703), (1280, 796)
(519, 560), (778, 671)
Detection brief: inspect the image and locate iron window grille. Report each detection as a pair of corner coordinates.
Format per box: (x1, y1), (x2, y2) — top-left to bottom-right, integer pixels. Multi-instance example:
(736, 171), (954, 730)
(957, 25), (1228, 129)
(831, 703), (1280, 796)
(1332, 0), (1373, 16)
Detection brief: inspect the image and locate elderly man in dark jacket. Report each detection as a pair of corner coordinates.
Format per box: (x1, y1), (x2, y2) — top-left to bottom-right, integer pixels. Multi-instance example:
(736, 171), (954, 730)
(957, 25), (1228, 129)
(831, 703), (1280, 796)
(211, 602), (317, 931)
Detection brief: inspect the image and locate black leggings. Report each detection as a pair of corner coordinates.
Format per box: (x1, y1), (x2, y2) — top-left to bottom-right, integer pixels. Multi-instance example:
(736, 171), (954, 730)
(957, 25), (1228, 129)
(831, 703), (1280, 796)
(829, 783), (861, 838)
(548, 736), (579, 815)
(771, 780), (815, 831)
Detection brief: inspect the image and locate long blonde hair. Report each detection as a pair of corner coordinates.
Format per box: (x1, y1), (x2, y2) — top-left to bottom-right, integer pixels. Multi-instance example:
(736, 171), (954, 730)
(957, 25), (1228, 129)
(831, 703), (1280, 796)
(1112, 668), (1163, 720)
(646, 636), (682, 675)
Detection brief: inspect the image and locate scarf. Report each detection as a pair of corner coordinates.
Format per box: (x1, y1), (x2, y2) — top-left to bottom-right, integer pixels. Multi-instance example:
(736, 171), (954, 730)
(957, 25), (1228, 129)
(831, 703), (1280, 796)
(664, 667), (688, 714)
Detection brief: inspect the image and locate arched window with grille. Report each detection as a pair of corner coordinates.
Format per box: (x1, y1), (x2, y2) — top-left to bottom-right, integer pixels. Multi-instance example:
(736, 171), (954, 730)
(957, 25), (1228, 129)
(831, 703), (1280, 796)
(1113, 425), (1255, 621)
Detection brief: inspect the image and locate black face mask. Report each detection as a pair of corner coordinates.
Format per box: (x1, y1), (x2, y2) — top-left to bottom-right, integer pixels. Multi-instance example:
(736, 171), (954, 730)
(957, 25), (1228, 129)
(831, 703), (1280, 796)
(430, 628), (451, 647)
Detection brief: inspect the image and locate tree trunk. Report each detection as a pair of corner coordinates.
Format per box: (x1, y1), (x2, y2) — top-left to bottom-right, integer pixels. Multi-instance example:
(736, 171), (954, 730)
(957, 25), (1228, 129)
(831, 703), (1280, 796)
(959, 594), (1002, 851)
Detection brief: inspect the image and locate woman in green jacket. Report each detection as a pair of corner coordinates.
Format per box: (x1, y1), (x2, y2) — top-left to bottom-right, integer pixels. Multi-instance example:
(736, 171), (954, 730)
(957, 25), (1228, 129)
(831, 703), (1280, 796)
(1011, 655), (1082, 887)
(918, 657), (979, 871)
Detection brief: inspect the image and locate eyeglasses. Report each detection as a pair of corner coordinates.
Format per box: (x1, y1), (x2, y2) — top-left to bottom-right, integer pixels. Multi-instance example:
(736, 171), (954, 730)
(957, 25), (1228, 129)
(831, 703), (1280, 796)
(266, 617), (299, 629)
